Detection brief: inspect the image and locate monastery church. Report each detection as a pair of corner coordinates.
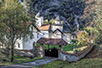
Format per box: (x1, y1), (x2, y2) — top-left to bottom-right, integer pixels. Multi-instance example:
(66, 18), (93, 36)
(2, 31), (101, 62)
(14, 12), (74, 50)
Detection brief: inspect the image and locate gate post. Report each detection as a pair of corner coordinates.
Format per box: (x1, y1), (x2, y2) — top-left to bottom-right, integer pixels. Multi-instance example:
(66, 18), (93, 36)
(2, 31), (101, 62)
(59, 45), (63, 51)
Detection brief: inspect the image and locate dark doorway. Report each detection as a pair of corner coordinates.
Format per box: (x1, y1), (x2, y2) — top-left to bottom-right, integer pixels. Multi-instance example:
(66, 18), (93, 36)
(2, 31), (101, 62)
(45, 48), (58, 58)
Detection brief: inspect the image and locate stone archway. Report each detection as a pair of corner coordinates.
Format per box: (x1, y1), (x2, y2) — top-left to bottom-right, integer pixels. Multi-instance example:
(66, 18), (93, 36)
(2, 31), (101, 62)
(37, 38), (68, 58)
(45, 48), (58, 58)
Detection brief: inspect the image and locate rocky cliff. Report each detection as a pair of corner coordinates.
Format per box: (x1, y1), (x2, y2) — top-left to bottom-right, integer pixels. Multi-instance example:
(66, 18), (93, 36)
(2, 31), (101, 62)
(33, 0), (101, 31)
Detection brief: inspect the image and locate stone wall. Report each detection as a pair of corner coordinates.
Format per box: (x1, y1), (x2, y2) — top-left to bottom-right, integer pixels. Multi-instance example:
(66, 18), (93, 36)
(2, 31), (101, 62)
(58, 45), (94, 61)
(0, 46), (44, 58)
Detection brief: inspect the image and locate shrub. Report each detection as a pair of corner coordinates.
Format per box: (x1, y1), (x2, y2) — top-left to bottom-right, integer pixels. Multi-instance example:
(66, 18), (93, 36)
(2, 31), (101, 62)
(77, 31), (89, 46)
(72, 40), (76, 43)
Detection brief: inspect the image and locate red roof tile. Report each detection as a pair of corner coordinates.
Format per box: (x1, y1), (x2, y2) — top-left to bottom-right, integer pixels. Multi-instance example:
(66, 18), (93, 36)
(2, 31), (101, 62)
(38, 24), (50, 31)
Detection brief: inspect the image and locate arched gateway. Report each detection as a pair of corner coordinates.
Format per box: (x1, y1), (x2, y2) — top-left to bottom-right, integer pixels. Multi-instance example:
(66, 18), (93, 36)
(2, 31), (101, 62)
(37, 38), (67, 58)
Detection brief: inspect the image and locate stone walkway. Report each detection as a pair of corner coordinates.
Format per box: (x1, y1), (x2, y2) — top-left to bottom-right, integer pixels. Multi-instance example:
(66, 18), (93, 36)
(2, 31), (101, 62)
(0, 58), (57, 68)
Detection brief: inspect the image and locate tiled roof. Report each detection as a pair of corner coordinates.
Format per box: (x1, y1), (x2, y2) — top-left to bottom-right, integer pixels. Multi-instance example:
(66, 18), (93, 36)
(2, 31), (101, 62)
(38, 24), (50, 31)
(37, 38), (68, 46)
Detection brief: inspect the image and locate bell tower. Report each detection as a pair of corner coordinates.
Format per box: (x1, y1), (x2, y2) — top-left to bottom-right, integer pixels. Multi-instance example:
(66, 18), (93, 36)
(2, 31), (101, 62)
(35, 12), (43, 27)
(55, 16), (63, 24)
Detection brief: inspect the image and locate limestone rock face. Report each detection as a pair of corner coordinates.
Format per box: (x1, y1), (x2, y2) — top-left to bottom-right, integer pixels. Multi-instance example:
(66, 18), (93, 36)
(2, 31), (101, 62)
(31, 0), (97, 31)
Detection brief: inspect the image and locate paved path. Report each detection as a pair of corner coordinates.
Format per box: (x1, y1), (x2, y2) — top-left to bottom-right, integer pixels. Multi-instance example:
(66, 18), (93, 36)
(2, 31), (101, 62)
(0, 58), (57, 68)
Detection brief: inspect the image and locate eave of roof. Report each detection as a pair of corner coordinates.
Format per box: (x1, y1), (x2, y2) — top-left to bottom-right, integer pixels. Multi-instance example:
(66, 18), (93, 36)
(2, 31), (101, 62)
(37, 38), (68, 46)
(32, 23), (40, 32)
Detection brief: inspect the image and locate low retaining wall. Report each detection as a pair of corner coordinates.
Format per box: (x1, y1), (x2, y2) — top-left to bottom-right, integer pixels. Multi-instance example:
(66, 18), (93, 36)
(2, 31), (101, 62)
(58, 45), (94, 61)
(0, 46), (44, 58)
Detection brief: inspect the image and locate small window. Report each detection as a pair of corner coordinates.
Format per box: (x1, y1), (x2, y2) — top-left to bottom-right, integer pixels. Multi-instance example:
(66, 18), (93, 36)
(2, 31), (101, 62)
(37, 33), (39, 38)
(30, 33), (34, 39)
(21, 0), (23, 2)
(18, 43), (20, 48)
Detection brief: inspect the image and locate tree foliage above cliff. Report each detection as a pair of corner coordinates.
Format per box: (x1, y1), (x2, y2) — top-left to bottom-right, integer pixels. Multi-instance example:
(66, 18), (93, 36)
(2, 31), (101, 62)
(93, 1), (102, 45)
(33, 0), (100, 30)
(34, 0), (85, 24)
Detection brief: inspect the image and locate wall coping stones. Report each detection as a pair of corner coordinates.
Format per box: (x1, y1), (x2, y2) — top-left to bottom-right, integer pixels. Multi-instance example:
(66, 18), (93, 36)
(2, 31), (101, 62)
(59, 45), (93, 56)
(58, 44), (94, 61)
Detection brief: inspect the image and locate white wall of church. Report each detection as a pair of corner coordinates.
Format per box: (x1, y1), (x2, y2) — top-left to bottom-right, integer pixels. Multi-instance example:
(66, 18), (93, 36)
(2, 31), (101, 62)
(22, 30), (49, 50)
(23, 31), (39, 50)
(15, 38), (23, 50)
(51, 34), (62, 39)
(51, 31), (62, 39)
(15, 26), (40, 50)
(55, 21), (63, 24)
(52, 25), (63, 31)
(39, 31), (49, 38)
(22, 26), (41, 50)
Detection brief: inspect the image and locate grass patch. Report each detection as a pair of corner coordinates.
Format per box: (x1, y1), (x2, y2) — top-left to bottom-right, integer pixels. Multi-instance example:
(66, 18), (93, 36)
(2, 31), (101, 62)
(0, 57), (44, 66)
(45, 45), (60, 49)
(13, 56), (44, 64)
(44, 44), (75, 53)
(35, 58), (102, 68)
(0, 52), (44, 66)
(76, 46), (87, 51)
(63, 44), (75, 53)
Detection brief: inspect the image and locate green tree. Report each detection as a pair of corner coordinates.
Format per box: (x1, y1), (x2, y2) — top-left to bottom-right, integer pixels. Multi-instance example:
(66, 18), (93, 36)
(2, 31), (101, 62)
(77, 31), (89, 46)
(94, 5), (102, 45)
(49, 19), (55, 24)
(0, 0), (31, 62)
(24, 0), (36, 24)
(44, 19), (49, 24)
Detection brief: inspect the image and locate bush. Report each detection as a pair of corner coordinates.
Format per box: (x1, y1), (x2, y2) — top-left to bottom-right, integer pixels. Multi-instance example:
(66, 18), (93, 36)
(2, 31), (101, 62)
(72, 40), (76, 43)
(77, 31), (89, 46)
